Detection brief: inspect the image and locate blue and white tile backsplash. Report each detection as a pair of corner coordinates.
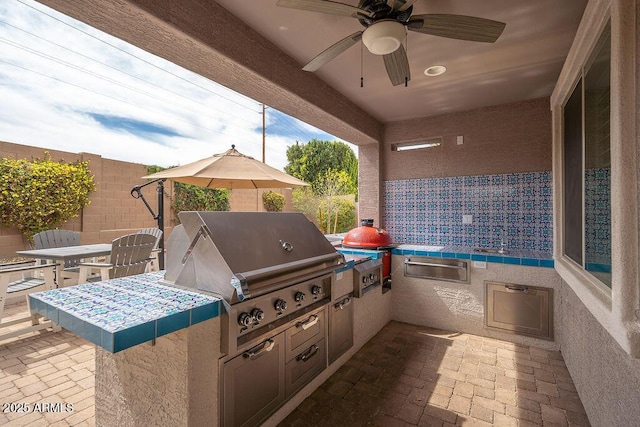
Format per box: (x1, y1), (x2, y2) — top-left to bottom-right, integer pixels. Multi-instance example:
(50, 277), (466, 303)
(585, 167), (611, 265)
(383, 171), (552, 253)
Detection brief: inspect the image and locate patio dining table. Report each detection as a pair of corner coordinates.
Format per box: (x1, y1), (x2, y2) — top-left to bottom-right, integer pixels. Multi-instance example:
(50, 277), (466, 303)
(17, 244), (112, 287)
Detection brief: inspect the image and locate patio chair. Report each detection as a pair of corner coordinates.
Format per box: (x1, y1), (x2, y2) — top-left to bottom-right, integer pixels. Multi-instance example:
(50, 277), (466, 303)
(137, 228), (163, 272)
(77, 233), (156, 284)
(0, 262), (57, 341)
(32, 229), (82, 285)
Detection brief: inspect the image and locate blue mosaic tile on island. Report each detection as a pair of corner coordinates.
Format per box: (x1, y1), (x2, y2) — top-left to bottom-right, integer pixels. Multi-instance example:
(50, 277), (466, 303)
(29, 271), (223, 353)
(336, 248), (386, 259)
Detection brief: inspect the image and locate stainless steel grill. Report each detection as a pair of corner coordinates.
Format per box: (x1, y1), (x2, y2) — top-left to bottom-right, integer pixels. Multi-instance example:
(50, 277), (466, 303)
(162, 211), (346, 427)
(164, 212), (343, 301)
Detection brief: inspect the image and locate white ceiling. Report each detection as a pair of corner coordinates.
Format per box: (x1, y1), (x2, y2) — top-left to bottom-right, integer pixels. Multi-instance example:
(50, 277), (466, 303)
(215, 0), (587, 123)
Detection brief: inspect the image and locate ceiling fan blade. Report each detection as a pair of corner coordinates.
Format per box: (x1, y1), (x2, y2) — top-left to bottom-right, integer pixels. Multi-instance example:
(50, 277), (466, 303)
(383, 45), (411, 87)
(276, 0), (373, 18)
(408, 14), (506, 43)
(392, 0), (417, 12)
(303, 32), (363, 72)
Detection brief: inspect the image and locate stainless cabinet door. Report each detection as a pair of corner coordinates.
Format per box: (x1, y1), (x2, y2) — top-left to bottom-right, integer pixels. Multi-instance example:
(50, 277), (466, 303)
(328, 296), (353, 364)
(222, 333), (286, 427)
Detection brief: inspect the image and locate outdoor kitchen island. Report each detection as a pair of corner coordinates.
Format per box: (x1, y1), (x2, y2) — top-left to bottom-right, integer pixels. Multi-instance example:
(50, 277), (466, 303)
(28, 212), (392, 427)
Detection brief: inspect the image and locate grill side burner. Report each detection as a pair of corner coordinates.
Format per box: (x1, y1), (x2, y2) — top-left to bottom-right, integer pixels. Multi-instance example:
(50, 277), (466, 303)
(353, 258), (383, 297)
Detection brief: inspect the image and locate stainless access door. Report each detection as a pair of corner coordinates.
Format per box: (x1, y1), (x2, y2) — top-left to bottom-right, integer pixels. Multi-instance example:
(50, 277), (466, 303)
(328, 295), (353, 364)
(485, 282), (553, 340)
(222, 333), (286, 427)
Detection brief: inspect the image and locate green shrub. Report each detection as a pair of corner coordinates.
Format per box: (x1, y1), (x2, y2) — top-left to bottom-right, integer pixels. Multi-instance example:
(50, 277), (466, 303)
(262, 191), (285, 212)
(171, 182), (229, 224)
(146, 166), (230, 224)
(0, 153), (96, 241)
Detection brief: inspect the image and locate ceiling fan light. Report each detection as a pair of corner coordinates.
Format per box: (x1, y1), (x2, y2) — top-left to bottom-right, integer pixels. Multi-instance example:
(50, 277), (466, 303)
(362, 20), (406, 55)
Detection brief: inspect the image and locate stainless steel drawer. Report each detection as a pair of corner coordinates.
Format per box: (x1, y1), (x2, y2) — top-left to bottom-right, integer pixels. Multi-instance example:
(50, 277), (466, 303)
(404, 256), (469, 283)
(285, 338), (326, 397)
(285, 310), (325, 362)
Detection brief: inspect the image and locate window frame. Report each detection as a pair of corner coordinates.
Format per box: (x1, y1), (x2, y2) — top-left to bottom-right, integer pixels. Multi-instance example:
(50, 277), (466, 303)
(561, 21), (612, 290)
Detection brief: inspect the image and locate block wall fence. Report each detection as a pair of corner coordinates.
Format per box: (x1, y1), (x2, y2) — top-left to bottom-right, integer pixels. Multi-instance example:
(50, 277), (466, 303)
(0, 141), (294, 256)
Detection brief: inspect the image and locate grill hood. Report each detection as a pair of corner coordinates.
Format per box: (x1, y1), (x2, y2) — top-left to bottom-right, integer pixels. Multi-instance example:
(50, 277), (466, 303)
(163, 212), (344, 306)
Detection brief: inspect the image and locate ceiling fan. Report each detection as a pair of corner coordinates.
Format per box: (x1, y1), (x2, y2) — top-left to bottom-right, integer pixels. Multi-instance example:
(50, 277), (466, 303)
(276, 0), (506, 86)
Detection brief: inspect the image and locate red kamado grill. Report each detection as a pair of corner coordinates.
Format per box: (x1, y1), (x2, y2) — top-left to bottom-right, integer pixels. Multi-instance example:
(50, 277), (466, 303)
(343, 219), (395, 283)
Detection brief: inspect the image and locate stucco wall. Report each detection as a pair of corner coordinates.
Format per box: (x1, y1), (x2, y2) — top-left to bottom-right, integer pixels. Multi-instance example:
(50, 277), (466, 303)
(559, 283), (640, 426)
(95, 317), (221, 426)
(550, 0), (640, 353)
(0, 141), (166, 255)
(358, 143), (382, 226)
(391, 256), (562, 351)
(548, 0), (640, 425)
(382, 97), (552, 181)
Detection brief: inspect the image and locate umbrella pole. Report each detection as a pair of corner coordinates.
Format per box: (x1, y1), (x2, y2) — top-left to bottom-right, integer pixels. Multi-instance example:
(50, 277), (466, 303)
(157, 180), (165, 270)
(131, 178), (166, 270)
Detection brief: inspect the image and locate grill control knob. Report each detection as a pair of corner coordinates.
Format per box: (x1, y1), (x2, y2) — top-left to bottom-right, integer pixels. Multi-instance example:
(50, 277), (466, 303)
(251, 309), (265, 323)
(238, 312), (252, 327)
(362, 276), (369, 284)
(274, 299), (287, 311)
(311, 285), (322, 295)
(369, 273), (376, 281)
(294, 291), (306, 302)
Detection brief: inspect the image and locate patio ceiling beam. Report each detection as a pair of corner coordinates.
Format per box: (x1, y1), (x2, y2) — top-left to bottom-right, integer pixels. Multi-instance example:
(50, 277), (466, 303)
(37, 0), (383, 147)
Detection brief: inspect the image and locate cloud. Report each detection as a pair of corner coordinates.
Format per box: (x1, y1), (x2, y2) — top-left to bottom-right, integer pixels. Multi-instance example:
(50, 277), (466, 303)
(0, 0), (357, 171)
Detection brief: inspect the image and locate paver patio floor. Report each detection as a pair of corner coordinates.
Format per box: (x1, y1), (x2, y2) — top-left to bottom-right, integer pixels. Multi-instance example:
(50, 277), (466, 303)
(0, 301), (95, 427)
(1, 301), (590, 426)
(279, 322), (590, 426)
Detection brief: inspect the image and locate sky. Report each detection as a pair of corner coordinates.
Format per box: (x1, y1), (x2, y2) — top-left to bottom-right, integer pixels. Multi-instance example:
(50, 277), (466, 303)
(0, 0), (356, 171)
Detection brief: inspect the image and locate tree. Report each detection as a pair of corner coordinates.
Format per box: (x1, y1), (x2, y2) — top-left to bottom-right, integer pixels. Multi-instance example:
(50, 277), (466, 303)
(316, 169), (354, 233)
(317, 197), (356, 234)
(0, 154), (96, 241)
(286, 140), (358, 232)
(285, 139), (357, 195)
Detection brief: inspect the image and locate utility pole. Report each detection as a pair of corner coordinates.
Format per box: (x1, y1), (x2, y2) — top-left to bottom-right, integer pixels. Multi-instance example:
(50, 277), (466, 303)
(262, 103), (266, 163)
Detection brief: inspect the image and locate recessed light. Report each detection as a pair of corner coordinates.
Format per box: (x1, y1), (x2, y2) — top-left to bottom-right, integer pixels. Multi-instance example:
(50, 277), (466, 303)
(424, 65), (446, 76)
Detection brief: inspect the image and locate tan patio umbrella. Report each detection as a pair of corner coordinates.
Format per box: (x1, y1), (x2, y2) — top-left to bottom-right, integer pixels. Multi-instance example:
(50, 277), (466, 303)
(142, 145), (309, 189)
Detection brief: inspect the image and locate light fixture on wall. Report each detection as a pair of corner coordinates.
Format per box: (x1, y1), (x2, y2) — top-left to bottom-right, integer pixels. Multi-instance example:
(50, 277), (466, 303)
(392, 137), (443, 152)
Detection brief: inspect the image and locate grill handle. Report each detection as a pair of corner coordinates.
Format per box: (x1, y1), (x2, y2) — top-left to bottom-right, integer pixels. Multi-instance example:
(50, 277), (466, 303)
(334, 298), (352, 310)
(297, 344), (319, 362)
(243, 339), (275, 360)
(297, 314), (319, 330)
